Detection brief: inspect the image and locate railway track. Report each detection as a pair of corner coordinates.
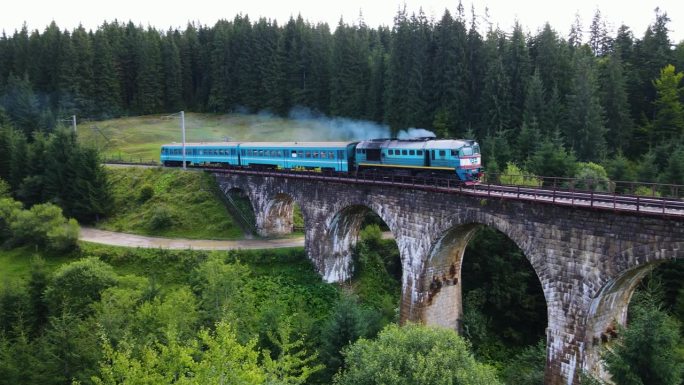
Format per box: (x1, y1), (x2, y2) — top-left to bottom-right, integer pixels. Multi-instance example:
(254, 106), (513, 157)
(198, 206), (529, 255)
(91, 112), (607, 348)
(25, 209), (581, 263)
(104, 161), (684, 218)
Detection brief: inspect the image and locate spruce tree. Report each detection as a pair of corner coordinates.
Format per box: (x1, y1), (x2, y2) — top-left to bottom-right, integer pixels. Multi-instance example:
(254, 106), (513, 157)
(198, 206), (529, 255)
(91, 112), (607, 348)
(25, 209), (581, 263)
(599, 52), (634, 154)
(564, 50), (607, 161)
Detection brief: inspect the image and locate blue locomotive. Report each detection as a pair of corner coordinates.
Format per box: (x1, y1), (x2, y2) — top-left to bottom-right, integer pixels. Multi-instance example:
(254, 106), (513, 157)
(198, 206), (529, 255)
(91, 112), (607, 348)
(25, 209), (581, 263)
(161, 138), (482, 183)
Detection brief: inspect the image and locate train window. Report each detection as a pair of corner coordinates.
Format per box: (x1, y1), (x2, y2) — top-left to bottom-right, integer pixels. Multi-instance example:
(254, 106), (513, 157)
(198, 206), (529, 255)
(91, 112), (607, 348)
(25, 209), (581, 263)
(439, 150), (446, 157)
(473, 145), (480, 154)
(298, 151), (304, 158)
(329, 151), (334, 159)
(388, 149), (393, 155)
(306, 151), (311, 158)
(409, 150), (415, 155)
(357, 149), (362, 154)
(362, 149), (366, 154)
(313, 152), (319, 158)
(402, 150), (408, 155)
(258, 150), (263, 157)
(232, 149), (236, 156)
(460, 147), (473, 156)
(451, 150), (457, 156)
(291, 150), (297, 157)
(321, 152), (327, 159)
(338, 150), (344, 159)
(417, 150), (423, 155)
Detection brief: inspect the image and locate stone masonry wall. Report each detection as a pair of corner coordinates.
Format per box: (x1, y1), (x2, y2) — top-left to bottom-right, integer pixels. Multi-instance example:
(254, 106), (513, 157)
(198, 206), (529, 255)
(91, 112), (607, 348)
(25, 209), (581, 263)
(214, 172), (684, 385)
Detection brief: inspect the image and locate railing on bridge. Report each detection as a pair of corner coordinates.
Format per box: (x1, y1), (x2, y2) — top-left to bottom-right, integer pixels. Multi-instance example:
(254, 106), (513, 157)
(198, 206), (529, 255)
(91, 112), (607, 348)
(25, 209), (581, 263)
(102, 159), (684, 218)
(102, 154), (159, 166)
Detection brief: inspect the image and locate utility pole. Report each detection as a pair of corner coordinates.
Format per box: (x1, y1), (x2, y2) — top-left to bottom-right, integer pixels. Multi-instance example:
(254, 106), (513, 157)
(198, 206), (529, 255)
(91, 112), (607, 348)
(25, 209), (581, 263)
(181, 111), (186, 170)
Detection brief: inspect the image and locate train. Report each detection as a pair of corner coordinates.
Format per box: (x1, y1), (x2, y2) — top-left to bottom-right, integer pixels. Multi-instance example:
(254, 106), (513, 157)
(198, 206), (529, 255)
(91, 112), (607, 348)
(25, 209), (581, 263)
(160, 138), (483, 184)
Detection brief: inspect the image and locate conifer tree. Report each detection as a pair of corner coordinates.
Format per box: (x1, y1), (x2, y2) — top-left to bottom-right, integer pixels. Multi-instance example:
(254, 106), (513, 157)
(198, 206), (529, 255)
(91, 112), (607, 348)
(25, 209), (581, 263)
(652, 64), (684, 144)
(599, 52), (634, 154)
(565, 50), (607, 161)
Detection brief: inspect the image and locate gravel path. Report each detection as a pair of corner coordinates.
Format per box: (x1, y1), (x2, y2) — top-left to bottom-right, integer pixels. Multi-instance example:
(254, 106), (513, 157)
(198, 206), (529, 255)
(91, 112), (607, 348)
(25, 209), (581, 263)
(80, 227), (305, 250)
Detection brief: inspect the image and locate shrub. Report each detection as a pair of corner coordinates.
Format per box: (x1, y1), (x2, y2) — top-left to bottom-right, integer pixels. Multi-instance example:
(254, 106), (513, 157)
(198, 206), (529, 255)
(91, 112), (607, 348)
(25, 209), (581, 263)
(147, 206), (174, 231)
(8, 203), (79, 251)
(574, 162), (613, 192)
(499, 162), (542, 187)
(44, 257), (118, 316)
(138, 184), (154, 203)
(333, 323), (502, 385)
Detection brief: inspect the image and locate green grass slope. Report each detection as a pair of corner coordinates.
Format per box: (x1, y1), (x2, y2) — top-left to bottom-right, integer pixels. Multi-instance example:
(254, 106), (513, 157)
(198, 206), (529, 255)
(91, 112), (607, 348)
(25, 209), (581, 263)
(78, 112), (368, 162)
(98, 167), (244, 240)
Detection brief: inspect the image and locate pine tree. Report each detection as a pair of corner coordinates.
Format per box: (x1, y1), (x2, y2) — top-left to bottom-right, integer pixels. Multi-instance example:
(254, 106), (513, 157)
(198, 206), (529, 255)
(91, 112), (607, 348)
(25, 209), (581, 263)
(330, 20), (370, 119)
(589, 9), (612, 56)
(134, 28), (163, 114)
(564, 50), (607, 161)
(2, 73), (41, 136)
(599, 52), (634, 154)
(505, 22), (531, 131)
(431, 9), (468, 137)
(161, 32), (183, 112)
(92, 29), (121, 118)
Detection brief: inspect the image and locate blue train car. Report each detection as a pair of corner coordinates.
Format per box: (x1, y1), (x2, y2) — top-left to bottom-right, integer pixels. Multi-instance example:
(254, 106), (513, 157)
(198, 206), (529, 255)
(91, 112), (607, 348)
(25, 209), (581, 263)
(239, 142), (357, 172)
(161, 142), (240, 167)
(356, 138), (482, 182)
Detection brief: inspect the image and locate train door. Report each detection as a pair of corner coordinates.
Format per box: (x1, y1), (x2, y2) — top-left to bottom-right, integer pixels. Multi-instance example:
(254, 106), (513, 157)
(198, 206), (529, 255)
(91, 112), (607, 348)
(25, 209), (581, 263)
(425, 150), (431, 166)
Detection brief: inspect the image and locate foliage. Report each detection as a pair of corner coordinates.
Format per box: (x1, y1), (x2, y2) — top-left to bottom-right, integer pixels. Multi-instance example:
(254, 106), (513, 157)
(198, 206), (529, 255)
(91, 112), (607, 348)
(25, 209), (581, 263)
(333, 323), (502, 385)
(602, 283), (683, 385)
(499, 340), (546, 385)
(98, 167), (243, 240)
(498, 162), (542, 187)
(574, 162), (613, 191)
(461, 227), (547, 361)
(4, 200), (79, 252)
(0, 179), (9, 199)
(44, 257), (118, 317)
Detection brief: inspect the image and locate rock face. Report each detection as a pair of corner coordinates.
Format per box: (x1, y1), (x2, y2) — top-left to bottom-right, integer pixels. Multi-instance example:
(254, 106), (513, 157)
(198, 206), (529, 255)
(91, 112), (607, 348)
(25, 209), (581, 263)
(214, 172), (684, 385)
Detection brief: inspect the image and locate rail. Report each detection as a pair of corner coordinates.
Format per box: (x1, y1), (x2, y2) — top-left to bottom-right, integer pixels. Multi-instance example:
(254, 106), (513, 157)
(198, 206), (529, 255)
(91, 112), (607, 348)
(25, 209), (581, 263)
(102, 160), (684, 218)
(207, 168), (684, 218)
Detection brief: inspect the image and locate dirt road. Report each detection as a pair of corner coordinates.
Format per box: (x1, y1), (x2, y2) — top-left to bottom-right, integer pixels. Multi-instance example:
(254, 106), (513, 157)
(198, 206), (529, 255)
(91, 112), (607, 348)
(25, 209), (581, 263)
(80, 227), (305, 250)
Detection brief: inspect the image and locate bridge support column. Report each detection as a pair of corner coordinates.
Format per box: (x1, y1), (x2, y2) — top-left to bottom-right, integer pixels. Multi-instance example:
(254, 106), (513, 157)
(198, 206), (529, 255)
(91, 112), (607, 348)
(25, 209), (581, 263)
(399, 225), (479, 331)
(251, 193), (295, 237)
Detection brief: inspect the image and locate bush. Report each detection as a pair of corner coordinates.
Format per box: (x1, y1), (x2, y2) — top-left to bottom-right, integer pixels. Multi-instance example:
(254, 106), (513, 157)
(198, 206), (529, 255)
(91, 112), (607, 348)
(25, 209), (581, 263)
(8, 202), (79, 251)
(147, 206), (174, 231)
(138, 184), (154, 203)
(44, 257), (118, 316)
(499, 162), (542, 187)
(333, 323), (502, 385)
(0, 178), (9, 198)
(574, 162), (613, 192)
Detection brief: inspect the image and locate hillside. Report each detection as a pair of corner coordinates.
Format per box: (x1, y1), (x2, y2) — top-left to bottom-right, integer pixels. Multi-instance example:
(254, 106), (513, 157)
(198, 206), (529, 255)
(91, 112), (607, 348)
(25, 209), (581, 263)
(78, 112), (385, 163)
(97, 167), (246, 240)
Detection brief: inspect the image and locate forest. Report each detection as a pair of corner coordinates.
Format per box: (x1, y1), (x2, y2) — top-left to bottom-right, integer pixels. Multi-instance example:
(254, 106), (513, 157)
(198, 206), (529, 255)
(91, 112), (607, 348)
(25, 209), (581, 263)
(0, 6), (683, 181)
(0, 4), (683, 385)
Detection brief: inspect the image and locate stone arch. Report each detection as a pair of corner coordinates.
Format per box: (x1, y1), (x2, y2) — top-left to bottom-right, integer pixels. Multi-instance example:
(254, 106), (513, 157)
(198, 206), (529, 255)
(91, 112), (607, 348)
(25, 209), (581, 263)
(418, 212), (548, 332)
(582, 241), (682, 379)
(256, 192), (300, 237)
(219, 185), (258, 237)
(317, 203), (398, 283)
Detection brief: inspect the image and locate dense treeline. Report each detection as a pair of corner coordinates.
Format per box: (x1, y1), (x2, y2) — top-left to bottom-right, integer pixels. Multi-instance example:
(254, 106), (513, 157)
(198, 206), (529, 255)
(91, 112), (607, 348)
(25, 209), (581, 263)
(1, 7), (684, 180)
(0, 128), (112, 222)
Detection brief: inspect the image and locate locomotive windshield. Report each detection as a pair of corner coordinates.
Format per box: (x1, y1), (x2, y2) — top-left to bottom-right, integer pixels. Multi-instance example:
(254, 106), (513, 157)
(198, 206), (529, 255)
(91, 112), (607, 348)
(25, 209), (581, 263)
(460, 147), (473, 156)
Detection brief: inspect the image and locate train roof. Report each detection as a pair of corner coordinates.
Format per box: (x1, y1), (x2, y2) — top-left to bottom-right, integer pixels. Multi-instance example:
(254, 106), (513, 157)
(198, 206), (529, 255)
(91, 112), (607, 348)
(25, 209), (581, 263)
(162, 142), (242, 147)
(356, 139), (477, 150)
(162, 141), (358, 148)
(238, 141), (358, 148)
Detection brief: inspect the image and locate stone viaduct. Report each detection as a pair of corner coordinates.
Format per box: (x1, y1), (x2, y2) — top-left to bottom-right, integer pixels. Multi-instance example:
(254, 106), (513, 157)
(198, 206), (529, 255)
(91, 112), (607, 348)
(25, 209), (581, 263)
(214, 171), (683, 385)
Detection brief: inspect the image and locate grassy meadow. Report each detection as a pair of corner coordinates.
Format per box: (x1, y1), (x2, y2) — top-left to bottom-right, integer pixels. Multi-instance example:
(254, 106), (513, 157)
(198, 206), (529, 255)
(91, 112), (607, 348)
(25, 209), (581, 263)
(77, 112), (385, 162)
(97, 167), (246, 240)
